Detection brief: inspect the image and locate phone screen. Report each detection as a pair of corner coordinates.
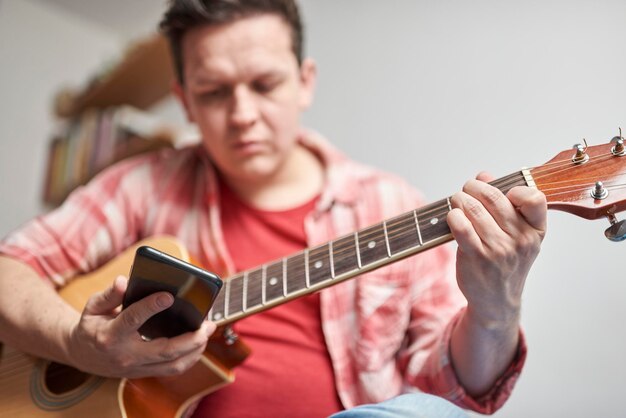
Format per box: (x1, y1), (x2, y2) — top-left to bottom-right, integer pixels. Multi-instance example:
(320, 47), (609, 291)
(122, 246), (223, 339)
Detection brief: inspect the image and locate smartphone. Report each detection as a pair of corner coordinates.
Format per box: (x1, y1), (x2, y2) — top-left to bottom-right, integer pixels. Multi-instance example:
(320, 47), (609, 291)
(122, 246), (223, 340)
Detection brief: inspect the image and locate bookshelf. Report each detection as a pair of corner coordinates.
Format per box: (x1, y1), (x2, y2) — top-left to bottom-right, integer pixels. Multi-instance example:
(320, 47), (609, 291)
(54, 35), (174, 118)
(43, 34), (185, 206)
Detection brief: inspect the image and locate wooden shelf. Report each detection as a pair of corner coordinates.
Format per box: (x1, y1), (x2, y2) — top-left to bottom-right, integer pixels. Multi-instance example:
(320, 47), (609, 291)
(55, 34), (175, 118)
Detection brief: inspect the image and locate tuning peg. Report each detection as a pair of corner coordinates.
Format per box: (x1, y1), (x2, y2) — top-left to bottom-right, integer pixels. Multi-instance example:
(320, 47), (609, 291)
(610, 128), (626, 156)
(572, 142), (589, 164)
(611, 138), (625, 156)
(605, 214), (626, 242)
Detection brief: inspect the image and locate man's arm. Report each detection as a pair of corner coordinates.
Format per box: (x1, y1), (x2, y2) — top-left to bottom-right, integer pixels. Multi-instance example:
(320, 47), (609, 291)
(0, 255), (215, 378)
(447, 173), (547, 396)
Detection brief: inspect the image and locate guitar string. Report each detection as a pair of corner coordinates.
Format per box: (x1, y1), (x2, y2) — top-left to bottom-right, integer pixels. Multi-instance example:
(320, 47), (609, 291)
(223, 165), (626, 315)
(0, 355), (101, 383)
(525, 149), (623, 175)
(542, 182), (626, 198)
(530, 153), (621, 181)
(2, 152), (622, 380)
(226, 205), (462, 316)
(537, 174), (626, 192)
(0, 354), (35, 376)
(4, 153), (624, 347)
(224, 174), (531, 312)
(219, 158), (626, 317)
(224, 149), (626, 299)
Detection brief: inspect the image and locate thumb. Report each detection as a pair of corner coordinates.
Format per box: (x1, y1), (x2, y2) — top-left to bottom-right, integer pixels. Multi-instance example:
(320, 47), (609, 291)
(84, 275), (128, 315)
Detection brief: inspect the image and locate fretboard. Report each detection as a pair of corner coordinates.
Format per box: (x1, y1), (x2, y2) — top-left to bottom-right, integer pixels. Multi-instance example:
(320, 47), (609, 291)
(209, 170), (532, 326)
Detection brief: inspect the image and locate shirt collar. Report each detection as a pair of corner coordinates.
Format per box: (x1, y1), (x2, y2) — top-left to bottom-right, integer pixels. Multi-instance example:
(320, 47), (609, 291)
(197, 128), (363, 211)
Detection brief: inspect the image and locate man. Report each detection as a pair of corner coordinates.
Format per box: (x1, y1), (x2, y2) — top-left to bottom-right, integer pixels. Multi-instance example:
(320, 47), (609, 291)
(0, 1), (546, 417)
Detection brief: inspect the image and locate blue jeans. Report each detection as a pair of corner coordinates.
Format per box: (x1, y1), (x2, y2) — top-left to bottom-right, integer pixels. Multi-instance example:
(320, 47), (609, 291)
(330, 394), (469, 418)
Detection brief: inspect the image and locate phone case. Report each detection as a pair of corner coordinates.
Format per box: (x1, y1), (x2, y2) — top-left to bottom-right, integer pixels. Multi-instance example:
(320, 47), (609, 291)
(123, 246), (223, 339)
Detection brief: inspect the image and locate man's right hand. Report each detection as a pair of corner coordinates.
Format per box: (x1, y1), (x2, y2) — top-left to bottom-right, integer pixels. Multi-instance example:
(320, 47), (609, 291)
(69, 275), (216, 378)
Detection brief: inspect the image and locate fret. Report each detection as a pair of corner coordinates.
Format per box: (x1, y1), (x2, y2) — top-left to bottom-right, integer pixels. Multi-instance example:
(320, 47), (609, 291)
(264, 260), (284, 302)
(332, 235), (359, 276)
(223, 277), (230, 318)
(242, 271), (248, 311)
(210, 289), (226, 321)
(245, 268), (263, 311)
(414, 210), (423, 245)
(357, 223), (388, 266)
(261, 264), (267, 304)
(226, 274), (244, 318)
(308, 243), (332, 286)
(282, 257), (287, 296)
(304, 249), (310, 287)
(329, 240), (335, 278)
(286, 253), (307, 294)
(417, 199), (452, 243)
(386, 211), (421, 255)
(383, 220), (391, 257)
(355, 232), (362, 268)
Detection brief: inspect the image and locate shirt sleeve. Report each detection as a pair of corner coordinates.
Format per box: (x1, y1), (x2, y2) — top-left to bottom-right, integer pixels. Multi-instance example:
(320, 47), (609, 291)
(0, 155), (157, 287)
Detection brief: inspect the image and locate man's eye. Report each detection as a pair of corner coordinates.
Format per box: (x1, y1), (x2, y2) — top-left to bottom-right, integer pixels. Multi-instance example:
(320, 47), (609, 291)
(199, 88), (228, 100)
(253, 80), (280, 94)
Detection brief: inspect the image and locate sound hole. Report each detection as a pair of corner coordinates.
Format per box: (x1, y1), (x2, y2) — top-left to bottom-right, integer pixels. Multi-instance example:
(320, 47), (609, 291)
(44, 362), (90, 394)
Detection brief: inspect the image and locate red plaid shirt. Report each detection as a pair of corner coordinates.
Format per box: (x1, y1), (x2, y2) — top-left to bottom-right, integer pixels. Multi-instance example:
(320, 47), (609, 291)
(0, 130), (525, 413)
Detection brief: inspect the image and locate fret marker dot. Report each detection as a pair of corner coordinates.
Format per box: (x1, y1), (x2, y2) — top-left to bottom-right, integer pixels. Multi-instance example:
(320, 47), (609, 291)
(430, 218), (439, 225)
(368, 241), (376, 249)
(213, 313), (223, 320)
(314, 260), (323, 269)
(269, 277), (278, 286)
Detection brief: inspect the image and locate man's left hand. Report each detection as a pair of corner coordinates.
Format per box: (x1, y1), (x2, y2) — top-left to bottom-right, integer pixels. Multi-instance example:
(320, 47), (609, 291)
(447, 172), (547, 329)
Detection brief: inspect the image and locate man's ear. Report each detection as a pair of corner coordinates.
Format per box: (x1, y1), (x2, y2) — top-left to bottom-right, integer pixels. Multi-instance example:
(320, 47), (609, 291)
(172, 80), (195, 123)
(298, 58), (317, 110)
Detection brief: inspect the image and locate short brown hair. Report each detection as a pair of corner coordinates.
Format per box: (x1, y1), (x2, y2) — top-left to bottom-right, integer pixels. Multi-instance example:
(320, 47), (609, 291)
(159, 0), (304, 84)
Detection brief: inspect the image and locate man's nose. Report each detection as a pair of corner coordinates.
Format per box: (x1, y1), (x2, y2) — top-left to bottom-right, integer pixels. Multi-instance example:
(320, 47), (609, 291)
(230, 85), (259, 127)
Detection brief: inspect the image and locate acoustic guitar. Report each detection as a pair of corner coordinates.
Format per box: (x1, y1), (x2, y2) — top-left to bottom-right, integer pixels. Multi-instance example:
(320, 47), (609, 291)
(1, 139), (625, 417)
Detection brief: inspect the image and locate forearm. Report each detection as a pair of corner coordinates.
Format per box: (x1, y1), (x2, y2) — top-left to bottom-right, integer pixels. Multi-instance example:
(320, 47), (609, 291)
(449, 306), (520, 397)
(0, 255), (79, 366)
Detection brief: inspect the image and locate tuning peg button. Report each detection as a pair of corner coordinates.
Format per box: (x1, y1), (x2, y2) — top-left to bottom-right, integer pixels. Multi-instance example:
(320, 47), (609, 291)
(591, 181), (608, 200)
(605, 216), (626, 242)
(611, 138), (625, 156)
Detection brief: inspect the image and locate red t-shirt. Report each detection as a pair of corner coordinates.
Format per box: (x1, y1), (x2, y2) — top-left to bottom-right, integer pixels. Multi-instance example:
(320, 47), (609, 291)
(192, 181), (343, 418)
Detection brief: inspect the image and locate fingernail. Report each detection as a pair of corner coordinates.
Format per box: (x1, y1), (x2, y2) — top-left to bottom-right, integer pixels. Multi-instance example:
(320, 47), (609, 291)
(157, 293), (174, 308)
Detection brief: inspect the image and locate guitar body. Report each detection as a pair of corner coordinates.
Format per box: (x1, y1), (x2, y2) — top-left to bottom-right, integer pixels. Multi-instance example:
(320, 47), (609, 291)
(0, 237), (240, 418)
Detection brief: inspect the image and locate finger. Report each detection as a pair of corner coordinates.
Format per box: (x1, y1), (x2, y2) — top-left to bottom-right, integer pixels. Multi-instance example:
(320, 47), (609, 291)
(141, 324), (212, 366)
(476, 171), (495, 182)
(461, 179), (518, 234)
(139, 319), (215, 364)
(506, 186), (548, 233)
(450, 188), (503, 243)
(112, 291), (174, 336)
(447, 207), (484, 255)
(132, 341), (207, 378)
(84, 275), (128, 315)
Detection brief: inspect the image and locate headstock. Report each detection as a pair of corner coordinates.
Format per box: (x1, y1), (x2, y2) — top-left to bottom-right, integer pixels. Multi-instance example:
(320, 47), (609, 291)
(530, 133), (626, 241)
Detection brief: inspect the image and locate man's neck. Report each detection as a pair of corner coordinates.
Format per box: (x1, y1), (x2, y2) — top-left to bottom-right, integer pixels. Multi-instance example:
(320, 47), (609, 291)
(222, 145), (324, 211)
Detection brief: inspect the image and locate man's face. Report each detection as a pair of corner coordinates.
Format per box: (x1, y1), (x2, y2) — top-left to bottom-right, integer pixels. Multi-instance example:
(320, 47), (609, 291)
(175, 14), (316, 184)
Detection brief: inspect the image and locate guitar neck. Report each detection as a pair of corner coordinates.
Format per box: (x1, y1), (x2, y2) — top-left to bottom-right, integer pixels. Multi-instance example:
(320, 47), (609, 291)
(209, 170), (532, 326)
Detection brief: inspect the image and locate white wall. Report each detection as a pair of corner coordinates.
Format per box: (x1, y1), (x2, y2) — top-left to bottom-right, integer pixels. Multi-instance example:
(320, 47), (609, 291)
(2, 1), (626, 417)
(300, 1), (626, 418)
(0, 0), (121, 236)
